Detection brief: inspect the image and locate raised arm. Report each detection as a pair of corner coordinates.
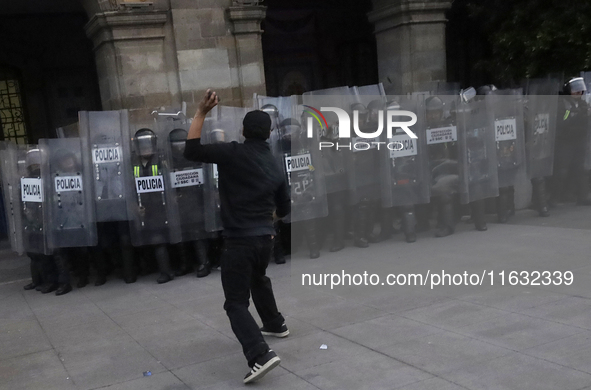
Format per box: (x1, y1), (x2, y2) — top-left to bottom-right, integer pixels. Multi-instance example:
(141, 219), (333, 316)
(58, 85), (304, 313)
(188, 89), (219, 140)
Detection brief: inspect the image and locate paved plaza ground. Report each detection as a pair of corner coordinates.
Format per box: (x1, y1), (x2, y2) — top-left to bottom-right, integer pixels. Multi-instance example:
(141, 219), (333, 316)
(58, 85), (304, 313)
(2, 204), (591, 390)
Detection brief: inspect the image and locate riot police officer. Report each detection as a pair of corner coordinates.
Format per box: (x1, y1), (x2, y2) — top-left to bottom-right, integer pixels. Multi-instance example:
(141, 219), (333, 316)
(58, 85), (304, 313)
(22, 149), (59, 293)
(419, 96), (460, 237)
(552, 77), (591, 205)
(168, 128), (212, 277)
(131, 128), (175, 284)
(279, 117), (321, 258)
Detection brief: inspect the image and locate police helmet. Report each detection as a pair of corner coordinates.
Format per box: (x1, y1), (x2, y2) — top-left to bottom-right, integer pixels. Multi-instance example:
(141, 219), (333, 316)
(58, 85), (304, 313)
(134, 128), (157, 157)
(425, 96), (444, 111)
(53, 149), (78, 172)
(169, 128), (188, 156)
(564, 77), (587, 95)
(25, 149), (41, 176)
(210, 129), (226, 144)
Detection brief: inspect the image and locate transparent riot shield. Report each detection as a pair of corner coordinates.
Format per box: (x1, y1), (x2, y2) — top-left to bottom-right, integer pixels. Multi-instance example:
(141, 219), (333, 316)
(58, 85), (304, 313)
(522, 79), (560, 178)
(0, 142), (24, 254)
(254, 94), (296, 182)
(422, 94), (461, 199)
(154, 110), (208, 241)
(344, 86), (384, 204)
(417, 81), (461, 96)
(489, 90), (526, 188)
(302, 87), (351, 199)
(79, 110), (131, 222)
(457, 99), (499, 203)
(126, 111), (182, 246)
(39, 138), (97, 249)
(380, 97), (431, 207)
(15, 145), (50, 255)
(355, 83), (386, 106)
(202, 105), (247, 232)
(255, 95), (328, 222)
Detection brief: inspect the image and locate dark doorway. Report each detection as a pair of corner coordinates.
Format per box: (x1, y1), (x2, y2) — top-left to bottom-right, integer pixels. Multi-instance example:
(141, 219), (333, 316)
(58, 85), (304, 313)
(261, 0), (378, 96)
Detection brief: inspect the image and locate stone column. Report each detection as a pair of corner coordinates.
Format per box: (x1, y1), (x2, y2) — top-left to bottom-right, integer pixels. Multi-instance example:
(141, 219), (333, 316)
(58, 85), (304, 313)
(368, 0), (452, 94)
(84, 8), (181, 110)
(227, 4), (267, 107)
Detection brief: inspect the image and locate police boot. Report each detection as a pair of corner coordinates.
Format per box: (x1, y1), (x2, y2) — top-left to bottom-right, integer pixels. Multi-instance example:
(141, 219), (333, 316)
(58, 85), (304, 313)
(174, 243), (192, 277)
(435, 198), (455, 237)
(121, 241), (137, 284)
(345, 205), (355, 241)
(329, 204), (346, 252)
(508, 186), (516, 216)
(155, 245), (174, 284)
(401, 207), (417, 243)
(25, 256), (43, 291)
(471, 200), (488, 231)
(415, 204), (431, 233)
(92, 250), (108, 286)
(365, 203), (380, 243)
(304, 220), (321, 259)
(496, 187), (510, 223)
(195, 240), (211, 278)
(55, 283), (72, 296)
(369, 207), (394, 243)
(577, 171), (591, 205)
(354, 202), (370, 248)
(532, 178), (550, 217)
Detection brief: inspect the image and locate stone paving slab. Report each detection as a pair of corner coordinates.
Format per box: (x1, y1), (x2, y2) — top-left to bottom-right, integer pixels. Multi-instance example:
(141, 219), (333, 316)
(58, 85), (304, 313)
(1, 205), (591, 389)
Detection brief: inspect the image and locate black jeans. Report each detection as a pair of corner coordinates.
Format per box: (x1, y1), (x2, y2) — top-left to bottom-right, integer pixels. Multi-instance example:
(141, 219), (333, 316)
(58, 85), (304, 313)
(221, 235), (284, 366)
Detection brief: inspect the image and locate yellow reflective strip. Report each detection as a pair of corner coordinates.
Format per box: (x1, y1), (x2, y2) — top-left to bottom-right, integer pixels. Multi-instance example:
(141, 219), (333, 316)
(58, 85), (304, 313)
(134, 166), (139, 178)
(152, 165), (157, 176)
(564, 110), (570, 121)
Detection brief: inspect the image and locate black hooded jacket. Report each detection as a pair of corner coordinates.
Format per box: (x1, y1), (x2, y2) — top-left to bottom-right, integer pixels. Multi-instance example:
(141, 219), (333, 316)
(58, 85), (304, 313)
(184, 138), (290, 237)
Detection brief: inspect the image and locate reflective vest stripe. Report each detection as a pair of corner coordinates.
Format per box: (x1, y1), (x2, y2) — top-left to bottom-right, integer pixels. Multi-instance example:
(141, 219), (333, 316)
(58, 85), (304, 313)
(134, 165), (158, 177)
(564, 110), (570, 121)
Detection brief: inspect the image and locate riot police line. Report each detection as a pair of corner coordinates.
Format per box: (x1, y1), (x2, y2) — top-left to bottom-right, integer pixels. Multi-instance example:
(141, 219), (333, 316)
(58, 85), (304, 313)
(0, 76), (588, 296)
(259, 78), (590, 263)
(0, 107), (246, 295)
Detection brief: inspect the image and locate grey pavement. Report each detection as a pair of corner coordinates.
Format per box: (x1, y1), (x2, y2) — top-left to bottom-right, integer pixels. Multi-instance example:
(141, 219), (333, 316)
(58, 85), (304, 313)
(1, 204), (591, 389)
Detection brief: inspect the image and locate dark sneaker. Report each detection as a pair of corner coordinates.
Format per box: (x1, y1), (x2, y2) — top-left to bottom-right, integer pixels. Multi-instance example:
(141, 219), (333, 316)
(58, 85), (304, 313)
(260, 323), (289, 338)
(243, 350), (281, 384)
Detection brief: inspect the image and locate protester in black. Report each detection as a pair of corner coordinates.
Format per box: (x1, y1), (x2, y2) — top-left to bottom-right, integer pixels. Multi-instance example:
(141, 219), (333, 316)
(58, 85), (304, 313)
(184, 90), (290, 384)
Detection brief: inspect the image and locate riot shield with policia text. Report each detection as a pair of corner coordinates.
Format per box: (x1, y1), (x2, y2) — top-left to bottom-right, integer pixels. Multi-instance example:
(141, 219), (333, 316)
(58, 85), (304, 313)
(345, 86), (384, 204)
(423, 94), (461, 199)
(202, 105), (246, 232)
(522, 79), (560, 179)
(380, 97), (431, 208)
(489, 90), (526, 188)
(154, 109), (208, 241)
(126, 112), (182, 247)
(302, 87), (351, 197)
(39, 137), (97, 249)
(255, 95), (328, 223)
(456, 98), (499, 203)
(79, 110), (132, 223)
(11, 144), (51, 255)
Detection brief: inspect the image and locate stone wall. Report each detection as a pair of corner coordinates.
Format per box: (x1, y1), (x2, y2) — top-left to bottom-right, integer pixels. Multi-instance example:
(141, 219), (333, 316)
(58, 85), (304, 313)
(83, 0), (267, 114)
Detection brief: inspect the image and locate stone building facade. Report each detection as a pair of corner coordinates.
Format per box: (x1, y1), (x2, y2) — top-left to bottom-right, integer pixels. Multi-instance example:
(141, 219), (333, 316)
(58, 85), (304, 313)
(0, 0), (452, 142)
